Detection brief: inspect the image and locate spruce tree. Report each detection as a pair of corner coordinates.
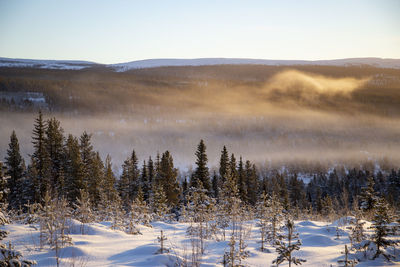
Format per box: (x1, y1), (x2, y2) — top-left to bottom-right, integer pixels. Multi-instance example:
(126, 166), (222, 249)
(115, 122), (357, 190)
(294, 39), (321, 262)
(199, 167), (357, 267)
(104, 155), (118, 202)
(119, 158), (131, 207)
(360, 176), (378, 215)
(79, 131), (94, 190)
(45, 117), (64, 194)
(219, 146), (230, 185)
(158, 151), (180, 207)
(140, 160), (150, 202)
(88, 152), (104, 206)
(128, 150), (139, 200)
(229, 154), (238, 187)
(64, 134), (84, 204)
(147, 156), (154, 186)
(212, 171), (219, 199)
(273, 219), (306, 267)
(245, 161), (258, 205)
(192, 140), (211, 193)
(5, 130), (25, 209)
(32, 110), (50, 202)
(370, 197), (397, 260)
(237, 157), (247, 202)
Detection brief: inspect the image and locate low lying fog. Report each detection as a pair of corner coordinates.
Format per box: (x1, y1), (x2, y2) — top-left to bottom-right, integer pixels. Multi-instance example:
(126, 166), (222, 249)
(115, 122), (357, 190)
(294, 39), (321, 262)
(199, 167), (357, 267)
(1, 70), (399, 172)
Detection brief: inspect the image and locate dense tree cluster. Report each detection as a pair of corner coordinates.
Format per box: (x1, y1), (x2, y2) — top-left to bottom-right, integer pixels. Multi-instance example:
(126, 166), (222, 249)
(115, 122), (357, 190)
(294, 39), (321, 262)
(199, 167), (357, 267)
(2, 112), (400, 218)
(1, 111), (400, 265)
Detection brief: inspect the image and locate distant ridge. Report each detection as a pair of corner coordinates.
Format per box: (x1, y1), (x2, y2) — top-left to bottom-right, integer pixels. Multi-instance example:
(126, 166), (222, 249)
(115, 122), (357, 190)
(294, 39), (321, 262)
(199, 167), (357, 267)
(110, 57), (400, 71)
(1, 57), (400, 71)
(0, 57), (97, 70)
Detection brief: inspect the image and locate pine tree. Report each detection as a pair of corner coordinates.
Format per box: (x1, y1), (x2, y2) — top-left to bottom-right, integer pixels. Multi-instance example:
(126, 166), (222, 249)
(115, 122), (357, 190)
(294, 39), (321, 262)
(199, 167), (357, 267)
(337, 245), (357, 267)
(370, 197), (397, 260)
(266, 193), (284, 244)
(140, 160), (150, 202)
(128, 150), (139, 200)
(219, 146), (230, 184)
(151, 185), (169, 220)
(45, 117), (65, 194)
(237, 157), (247, 202)
(158, 151), (180, 207)
(349, 209), (366, 248)
(147, 156), (154, 186)
(74, 189), (94, 234)
(256, 192), (270, 252)
(360, 176), (378, 215)
(0, 162), (8, 206)
(157, 230), (168, 254)
(31, 110), (50, 202)
(192, 140), (211, 193)
(64, 134), (84, 204)
(185, 185), (215, 254)
(79, 131), (94, 190)
(88, 152), (104, 206)
(5, 130), (25, 209)
(119, 158), (132, 207)
(212, 171), (219, 199)
(273, 219), (306, 267)
(104, 155), (118, 202)
(229, 154), (238, 187)
(245, 161), (258, 205)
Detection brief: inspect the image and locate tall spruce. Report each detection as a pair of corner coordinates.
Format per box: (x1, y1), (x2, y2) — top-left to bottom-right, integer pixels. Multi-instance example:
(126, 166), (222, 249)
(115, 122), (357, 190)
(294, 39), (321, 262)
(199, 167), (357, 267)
(246, 162), (258, 205)
(237, 157), (247, 202)
(88, 152), (104, 206)
(212, 171), (219, 199)
(31, 110), (50, 202)
(192, 140), (211, 193)
(5, 131), (25, 209)
(45, 118), (64, 194)
(104, 155), (118, 202)
(219, 146), (230, 184)
(79, 131), (94, 189)
(158, 151), (180, 207)
(129, 150), (139, 200)
(64, 134), (84, 204)
(140, 160), (150, 202)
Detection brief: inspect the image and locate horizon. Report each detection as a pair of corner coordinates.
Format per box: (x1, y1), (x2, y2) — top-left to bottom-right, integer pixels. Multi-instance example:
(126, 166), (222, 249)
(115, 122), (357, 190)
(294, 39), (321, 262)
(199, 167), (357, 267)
(1, 56), (400, 66)
(1, 1), (399, 64)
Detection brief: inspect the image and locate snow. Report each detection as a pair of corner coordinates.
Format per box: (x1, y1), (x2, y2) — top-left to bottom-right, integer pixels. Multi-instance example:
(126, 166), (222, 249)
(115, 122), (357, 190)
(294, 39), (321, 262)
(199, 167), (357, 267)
(2, 218), (399, 266)
(0, 57), (96, 70)
(1, 57), (400, 72)
(110, 57), (400, 72)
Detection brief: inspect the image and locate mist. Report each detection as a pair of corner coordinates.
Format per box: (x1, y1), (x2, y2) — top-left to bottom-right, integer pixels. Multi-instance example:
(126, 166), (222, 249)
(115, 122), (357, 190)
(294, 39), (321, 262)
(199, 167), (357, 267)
(1, 67), (399, 173)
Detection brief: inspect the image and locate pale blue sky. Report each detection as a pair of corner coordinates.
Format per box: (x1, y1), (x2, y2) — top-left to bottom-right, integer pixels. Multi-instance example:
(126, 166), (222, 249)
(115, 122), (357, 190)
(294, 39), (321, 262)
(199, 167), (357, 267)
(0, 0), (399, 63)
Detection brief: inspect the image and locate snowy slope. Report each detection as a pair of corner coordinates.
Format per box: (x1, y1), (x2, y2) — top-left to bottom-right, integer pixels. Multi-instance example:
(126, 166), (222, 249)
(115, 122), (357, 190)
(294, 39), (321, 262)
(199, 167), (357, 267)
(1, 57), (400, 71)
(111, 57), (400, 71)
(3, 218), (399, 266)
(0, 57), (98, 70)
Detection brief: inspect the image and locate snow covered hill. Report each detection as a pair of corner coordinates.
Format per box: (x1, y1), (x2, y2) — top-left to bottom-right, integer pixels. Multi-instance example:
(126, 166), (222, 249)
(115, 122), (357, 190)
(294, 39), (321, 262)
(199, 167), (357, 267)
(0, 57), (97, 70)
(110, 57), (400, 71)
(3, 218), (399, 266)
(1, 57), (400, 71)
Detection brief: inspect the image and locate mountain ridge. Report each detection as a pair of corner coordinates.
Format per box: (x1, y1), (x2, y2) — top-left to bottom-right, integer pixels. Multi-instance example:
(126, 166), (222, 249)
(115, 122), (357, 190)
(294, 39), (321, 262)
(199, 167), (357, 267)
(1, 56), (400, 71)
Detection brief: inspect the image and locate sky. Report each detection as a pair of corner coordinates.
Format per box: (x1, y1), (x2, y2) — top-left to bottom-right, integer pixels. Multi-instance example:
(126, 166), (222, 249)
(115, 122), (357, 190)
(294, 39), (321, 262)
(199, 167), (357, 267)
(0, 0), (399, 64)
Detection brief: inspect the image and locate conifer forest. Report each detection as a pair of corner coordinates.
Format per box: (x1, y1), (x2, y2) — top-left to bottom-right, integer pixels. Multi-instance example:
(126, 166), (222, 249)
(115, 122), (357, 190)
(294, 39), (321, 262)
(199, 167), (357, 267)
(1, 2), (400, 265)
(0, 62), (400, 266)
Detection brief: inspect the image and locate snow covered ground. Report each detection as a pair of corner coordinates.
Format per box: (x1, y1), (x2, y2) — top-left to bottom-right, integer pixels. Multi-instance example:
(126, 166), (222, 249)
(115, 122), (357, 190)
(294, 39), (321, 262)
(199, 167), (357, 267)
(2, 218), (399, 266)
(1, 57), (400, 71)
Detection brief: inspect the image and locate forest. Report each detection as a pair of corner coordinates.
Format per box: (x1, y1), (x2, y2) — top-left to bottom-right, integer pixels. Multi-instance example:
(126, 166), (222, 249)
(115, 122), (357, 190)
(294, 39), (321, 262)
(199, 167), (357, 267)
(0, 110), (399, 266)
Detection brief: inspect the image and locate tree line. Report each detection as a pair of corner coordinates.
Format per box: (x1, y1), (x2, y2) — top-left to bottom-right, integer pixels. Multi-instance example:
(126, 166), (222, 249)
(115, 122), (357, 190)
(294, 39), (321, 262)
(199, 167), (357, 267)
(2, 111), (400, 217)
